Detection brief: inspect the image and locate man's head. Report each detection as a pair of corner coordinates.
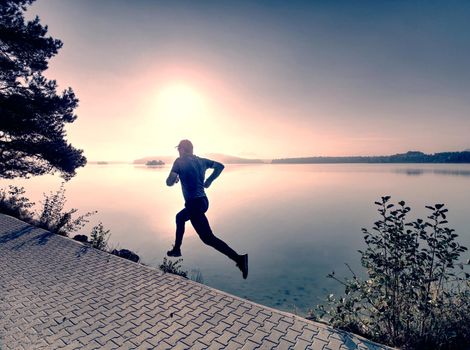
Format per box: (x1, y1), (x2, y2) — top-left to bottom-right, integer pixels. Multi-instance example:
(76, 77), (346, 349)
(176, 139), (193, 156)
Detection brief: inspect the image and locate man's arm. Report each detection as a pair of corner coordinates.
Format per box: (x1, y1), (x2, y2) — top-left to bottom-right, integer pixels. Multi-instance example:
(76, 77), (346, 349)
(166, 172), (179, 186)
(167, 159), (180, 187)
(204, 161), (224, 188)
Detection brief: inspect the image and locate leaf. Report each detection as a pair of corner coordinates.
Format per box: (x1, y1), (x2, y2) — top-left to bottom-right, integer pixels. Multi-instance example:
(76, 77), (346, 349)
(425, 206), (435, 211)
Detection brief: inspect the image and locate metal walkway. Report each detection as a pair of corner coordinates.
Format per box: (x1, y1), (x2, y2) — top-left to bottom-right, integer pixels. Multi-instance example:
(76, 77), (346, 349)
(0, 214), (390, 350)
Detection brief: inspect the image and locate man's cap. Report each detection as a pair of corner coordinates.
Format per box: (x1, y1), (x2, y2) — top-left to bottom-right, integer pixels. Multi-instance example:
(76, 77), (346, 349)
(176, 139), (193, 153)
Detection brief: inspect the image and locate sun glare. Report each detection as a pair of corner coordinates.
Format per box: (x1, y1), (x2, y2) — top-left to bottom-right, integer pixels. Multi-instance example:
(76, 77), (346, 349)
(145, 82), (216, 152)
(156, 83), (206, 123)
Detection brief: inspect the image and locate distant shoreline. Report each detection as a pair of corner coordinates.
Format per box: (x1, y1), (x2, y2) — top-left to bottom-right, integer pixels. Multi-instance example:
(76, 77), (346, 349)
(88, 161), (470, 166)
(89, 151), (470, 165)
(272, 151), (470, 164)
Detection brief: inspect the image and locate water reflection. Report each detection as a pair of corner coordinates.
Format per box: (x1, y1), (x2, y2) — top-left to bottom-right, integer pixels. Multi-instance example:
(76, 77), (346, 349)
(1, 163), (469, 315)
(394, 167), (470, 177)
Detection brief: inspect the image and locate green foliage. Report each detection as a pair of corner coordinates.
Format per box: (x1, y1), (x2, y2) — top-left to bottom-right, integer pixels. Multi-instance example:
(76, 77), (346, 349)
(310, 197), (470, 350)
(89, 222), (110, 251)
(0, 185), (35, 223)
(0, 0), (86, 180)
(189, 269), (204, 284)
(36, 183), (96, 236)
(159, 257), (188, 278)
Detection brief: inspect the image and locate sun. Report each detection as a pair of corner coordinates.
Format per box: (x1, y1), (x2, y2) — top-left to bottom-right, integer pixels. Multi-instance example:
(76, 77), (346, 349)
(147, 82), (215, 150)
(155, 83), (206, 123)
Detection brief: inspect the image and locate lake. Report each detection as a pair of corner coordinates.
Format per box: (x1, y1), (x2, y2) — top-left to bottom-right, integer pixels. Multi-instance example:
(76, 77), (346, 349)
(2, 163), (470, 316)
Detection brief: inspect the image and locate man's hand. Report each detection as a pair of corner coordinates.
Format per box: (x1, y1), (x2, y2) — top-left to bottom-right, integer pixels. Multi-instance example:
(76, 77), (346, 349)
(204, 161), (224, 189)
(166, 172), (179, 186)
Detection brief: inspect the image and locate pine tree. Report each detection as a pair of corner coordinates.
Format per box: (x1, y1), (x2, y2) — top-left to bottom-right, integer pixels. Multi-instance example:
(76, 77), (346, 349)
(0, 0), (86, 180)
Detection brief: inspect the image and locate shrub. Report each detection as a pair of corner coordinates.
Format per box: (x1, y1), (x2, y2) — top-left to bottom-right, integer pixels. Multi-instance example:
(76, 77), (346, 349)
(189, 269), (204, 284)
(36, 183), (96, 236)
(159, 257), (188, 278)
(0, 185), (35, 223)
(89, 222), (110, 250)
(309, 197), (470, 350)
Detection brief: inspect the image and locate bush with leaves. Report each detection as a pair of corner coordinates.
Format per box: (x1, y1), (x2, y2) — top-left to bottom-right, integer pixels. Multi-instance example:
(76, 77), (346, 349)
(189, 269), (204, 284)
(0, 185), (35, 223)
(309, 197), (470, 350)
(159, 257), (188, 278)
(36, 183), (96, 236)
(89, 222), (110, 250)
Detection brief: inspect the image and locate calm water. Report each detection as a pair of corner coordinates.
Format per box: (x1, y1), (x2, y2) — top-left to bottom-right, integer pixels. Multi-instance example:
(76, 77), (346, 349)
(3, 163), (470, 315)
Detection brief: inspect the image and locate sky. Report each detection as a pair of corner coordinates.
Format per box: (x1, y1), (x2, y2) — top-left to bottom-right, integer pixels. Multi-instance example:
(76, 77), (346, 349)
(27, 0), (470, 161)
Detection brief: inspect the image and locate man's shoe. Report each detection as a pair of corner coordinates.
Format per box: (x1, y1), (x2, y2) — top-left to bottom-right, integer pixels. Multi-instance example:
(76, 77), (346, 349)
(167, 246), (182, 257)
(237, 254), (248, 279)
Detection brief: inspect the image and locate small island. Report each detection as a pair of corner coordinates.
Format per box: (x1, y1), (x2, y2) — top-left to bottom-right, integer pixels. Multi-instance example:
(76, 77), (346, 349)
(146, 160), (165, 166)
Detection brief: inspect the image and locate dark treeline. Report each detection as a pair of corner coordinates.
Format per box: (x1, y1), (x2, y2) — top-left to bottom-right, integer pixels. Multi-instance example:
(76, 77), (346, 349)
(272, 151), (470, 164)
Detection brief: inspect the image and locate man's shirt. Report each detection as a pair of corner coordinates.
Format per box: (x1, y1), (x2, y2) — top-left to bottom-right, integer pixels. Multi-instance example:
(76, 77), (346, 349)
(170, 155), (215, 202)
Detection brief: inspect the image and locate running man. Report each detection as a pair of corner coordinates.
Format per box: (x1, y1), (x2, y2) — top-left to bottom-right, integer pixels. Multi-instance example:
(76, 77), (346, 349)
(166, 139), (248, 279)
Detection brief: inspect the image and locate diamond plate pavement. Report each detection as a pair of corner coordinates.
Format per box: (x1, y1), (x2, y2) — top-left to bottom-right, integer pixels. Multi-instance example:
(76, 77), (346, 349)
(0, 214), (392, 349)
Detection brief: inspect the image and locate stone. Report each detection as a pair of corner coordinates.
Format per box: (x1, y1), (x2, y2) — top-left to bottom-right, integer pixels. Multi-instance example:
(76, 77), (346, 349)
(73, 234), (88, 243)
(111, 249), (140, 263)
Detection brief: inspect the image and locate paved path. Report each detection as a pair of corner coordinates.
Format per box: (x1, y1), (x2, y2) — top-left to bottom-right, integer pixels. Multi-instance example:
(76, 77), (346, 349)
(0, 214), (391, 350)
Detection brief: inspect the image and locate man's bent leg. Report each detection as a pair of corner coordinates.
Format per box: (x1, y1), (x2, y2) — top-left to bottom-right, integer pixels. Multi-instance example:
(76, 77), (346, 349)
(190, 213), (240, 263)
(174, 208), (190, 250)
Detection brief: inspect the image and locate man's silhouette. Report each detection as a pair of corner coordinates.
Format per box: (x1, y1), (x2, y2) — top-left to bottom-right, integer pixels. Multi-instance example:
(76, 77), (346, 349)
(166, 140), (248, 279)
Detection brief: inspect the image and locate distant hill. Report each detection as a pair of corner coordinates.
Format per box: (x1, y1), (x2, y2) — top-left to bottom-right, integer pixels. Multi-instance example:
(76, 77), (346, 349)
(88, 160), (128, 165)
(272, 151), (470, 164)
(205, 153), (264, 164)
(133, 154), (264, 165)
